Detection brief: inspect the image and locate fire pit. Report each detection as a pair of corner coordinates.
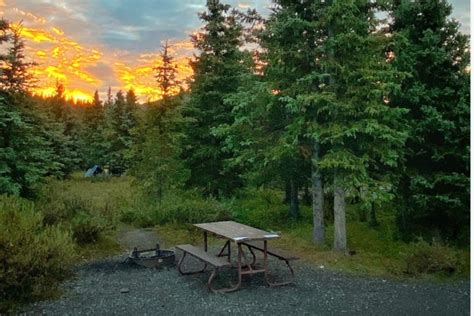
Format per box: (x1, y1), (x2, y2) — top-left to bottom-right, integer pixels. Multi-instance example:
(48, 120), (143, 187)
(127, 244), (175, 268)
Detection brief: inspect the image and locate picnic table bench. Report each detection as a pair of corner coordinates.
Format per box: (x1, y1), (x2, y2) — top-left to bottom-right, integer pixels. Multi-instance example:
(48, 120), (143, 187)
(176, 221), (298, 293)
(175, 244), (231, 292)
(241, 240), (298, 286)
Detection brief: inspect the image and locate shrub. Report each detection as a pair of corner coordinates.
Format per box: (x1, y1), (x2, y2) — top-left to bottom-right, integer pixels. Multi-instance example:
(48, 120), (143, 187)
(71, 211), (104, 244)
(38, 194), (108, 245)
(0, 195), (76, 312)
(404, 239), (461, 276)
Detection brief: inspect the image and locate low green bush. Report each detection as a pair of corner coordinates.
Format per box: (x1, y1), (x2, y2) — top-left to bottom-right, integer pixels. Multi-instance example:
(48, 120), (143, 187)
(38, 194), (108, 244)
(71, 211), (104, 244)
(0, 195), (76, 312)
(404, 239), (461, 276)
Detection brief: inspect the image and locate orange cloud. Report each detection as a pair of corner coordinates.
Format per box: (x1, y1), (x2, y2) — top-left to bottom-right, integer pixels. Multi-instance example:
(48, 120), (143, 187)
(7, 10), (194, 103)
(114, 47), (192, 102)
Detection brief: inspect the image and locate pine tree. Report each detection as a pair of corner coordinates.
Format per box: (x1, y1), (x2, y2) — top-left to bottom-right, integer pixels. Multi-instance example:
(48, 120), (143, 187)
(315, 1), (407, 251)
(0, 23), (36, 93)
(233, 1), (407, 249)
(257, 0), (326, 226)
(104, 90), (136, 174)
(0, 21), (54, 196)
(390, 0), (470, 244)
(130, 42), (188, 201)
(184, 0), (253, 197)
(82, 90), (106, 167)
(154, 40), (180, 99)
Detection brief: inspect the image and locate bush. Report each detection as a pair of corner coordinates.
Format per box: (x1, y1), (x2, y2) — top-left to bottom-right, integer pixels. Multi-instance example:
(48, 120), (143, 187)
(0, 195), (76, 312)
(38, 194), (108, 245)
(404, 239), (461, 276)
(71, 211), (104, 244)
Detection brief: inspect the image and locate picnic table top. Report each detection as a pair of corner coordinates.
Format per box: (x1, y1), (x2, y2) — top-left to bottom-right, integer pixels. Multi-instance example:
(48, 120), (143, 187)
(194, 221), (280, 242)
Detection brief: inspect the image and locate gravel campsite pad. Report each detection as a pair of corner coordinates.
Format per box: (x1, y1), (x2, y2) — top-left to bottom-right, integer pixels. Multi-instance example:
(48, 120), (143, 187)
(26, 229), (469, 315)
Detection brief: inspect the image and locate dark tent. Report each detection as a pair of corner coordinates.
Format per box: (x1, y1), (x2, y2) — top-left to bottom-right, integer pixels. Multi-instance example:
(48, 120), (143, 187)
(85, 165), (102, 177)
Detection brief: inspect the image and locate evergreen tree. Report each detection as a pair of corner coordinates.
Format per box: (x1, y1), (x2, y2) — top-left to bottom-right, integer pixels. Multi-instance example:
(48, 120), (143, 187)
(228, 1), (407, 249)
(131, 42), (188, 201)
(315, 1), (407, 250)
(43, 82), (82, 177)
(0, 21), (54, 196)
(184, 0), (253, 197)
(105, 86), (113, 107)
(0, 23), (36, 92)
(82, 90), (106, 167)
(104, 90), (136, 174)
(390, 0), (470, 244)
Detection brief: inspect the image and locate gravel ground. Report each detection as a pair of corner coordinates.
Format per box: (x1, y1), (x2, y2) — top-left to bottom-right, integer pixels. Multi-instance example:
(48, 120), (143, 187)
(25, 252), (469, 315)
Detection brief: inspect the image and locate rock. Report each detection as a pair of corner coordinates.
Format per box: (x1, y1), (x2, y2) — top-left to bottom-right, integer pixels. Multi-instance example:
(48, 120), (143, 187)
(120, 288), (130, 294)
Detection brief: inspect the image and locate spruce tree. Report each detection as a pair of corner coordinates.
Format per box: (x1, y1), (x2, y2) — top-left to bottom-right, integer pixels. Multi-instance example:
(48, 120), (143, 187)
(104, 90), (136, 174)
(0, 23), (36, 92)
(0, 21), (54, 196)
(82, 90), (106, 167)
(131, 42), (188, 201)
(390, 0), (470, 244)
(184, 0), (253, 197)
(316, 1), (407, 250)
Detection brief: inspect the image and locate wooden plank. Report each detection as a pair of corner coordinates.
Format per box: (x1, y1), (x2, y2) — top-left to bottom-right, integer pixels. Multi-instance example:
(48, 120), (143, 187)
(176, 244), (231, 268)
(194, 221), (280, 242)
(243, 241), (299, 261)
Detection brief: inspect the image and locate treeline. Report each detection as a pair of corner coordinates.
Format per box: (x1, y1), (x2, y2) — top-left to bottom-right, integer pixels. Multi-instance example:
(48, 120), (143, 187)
(0, 21), (144, 187)
(0, 0), (470, 248)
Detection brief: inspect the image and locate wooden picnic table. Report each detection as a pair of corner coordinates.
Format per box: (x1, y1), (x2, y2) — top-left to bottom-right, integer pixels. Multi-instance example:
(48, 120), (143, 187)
(176, 221), (297, 292)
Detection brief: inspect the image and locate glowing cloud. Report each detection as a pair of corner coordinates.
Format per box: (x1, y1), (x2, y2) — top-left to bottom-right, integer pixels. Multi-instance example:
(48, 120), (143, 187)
(6, 8), (195, 103)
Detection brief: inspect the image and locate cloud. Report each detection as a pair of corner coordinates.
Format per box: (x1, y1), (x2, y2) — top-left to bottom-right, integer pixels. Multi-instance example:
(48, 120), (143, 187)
(450, 0), (470, 33)
(2, 0), (469, 102)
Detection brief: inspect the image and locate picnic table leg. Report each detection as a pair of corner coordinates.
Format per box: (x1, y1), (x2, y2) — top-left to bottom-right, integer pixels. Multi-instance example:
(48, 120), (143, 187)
(245, 244), (257, 267)
(263, 240), (269, 284)
(213, 242), (242, 293)
(203, 231), (208, 252)
(177, 252), (208, 275)
(217, 240), (231, 263)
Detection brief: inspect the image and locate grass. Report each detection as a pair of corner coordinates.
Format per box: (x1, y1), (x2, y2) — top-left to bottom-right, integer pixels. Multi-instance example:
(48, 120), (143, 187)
(76, 232), (122, 261)
(36, 174), (470, 281)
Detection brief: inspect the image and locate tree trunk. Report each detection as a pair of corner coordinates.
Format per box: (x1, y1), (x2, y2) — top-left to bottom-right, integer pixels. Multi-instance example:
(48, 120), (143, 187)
(303, 184), (311, 205)
(312, 142), (325, 245)
(369, 202), (378, 227)
(289, 179), (299, 219)
(333, 175), (347, 251)
(284, 180), (291, 203)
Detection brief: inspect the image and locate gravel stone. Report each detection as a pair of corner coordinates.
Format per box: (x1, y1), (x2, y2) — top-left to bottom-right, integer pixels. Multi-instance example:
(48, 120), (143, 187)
(24, 252), (469, 316)
(22, 228), (470, 315)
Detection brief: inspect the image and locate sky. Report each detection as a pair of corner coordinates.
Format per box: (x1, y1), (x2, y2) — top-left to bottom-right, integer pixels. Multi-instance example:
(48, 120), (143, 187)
(1, 0), (470, 102)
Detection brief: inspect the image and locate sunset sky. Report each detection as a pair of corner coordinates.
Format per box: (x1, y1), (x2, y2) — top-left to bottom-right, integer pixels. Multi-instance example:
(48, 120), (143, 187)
(1, 0), (470, 103)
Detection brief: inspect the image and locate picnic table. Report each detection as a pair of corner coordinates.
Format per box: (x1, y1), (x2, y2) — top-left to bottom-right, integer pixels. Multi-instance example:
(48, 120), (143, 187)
(176, 221), (297, 293)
